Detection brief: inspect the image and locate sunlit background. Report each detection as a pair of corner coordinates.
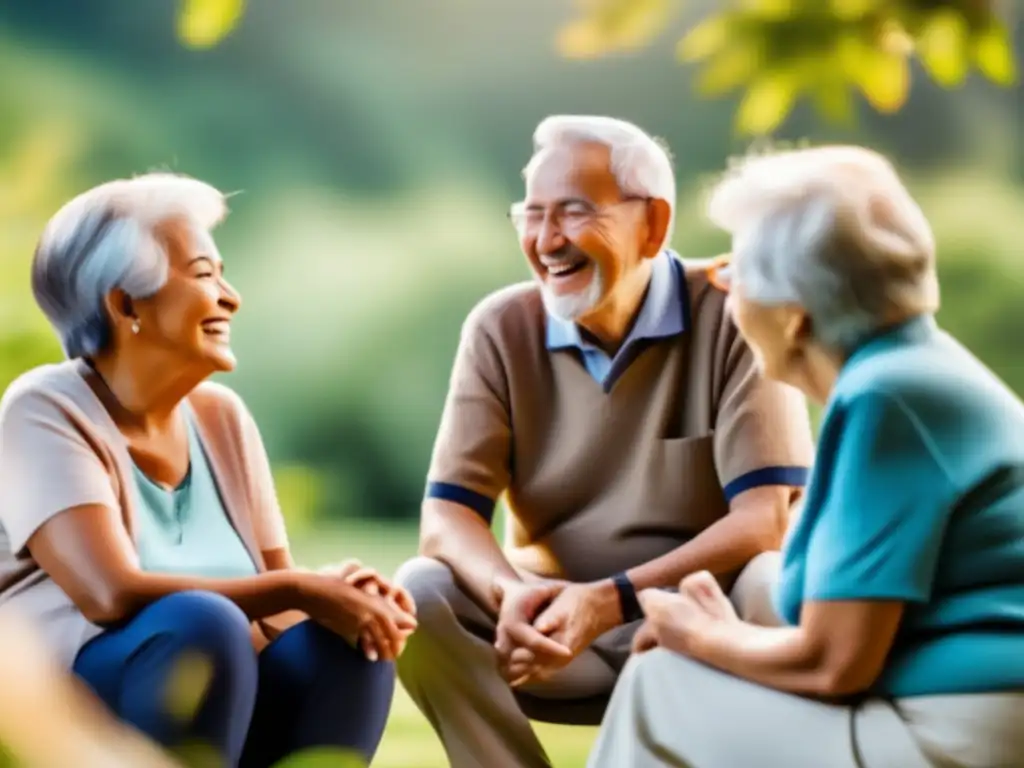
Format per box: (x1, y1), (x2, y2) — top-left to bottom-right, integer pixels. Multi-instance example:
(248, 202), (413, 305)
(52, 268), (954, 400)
(0, 0), (1021, 765)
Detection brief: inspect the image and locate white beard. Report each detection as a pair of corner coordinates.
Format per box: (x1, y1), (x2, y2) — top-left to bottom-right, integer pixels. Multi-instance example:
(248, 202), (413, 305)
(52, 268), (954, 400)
(539, 263), (604, 321)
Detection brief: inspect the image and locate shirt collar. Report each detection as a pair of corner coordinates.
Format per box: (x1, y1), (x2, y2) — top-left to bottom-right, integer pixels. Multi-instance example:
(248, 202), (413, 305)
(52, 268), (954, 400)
(545, 250), (687, 351)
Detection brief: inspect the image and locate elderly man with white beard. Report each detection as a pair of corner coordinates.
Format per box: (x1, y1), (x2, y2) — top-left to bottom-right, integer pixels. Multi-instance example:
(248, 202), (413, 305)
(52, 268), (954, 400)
(393, 115), (815, 768)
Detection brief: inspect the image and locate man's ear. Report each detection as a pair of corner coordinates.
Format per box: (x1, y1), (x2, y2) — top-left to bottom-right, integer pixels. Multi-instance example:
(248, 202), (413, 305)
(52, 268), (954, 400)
(641, 197), (672, 259)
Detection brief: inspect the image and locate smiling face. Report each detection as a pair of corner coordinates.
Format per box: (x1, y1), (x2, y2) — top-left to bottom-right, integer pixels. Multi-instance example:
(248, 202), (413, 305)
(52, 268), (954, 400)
(130, 219), (242, 373)
(515, 141), (654, 324)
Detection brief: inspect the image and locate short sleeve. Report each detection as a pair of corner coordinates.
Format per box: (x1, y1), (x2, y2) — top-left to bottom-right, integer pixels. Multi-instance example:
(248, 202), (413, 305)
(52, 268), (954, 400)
(714, 321), (815, 501)
(424, 311), (512, 523)
(0, 390), (118, 554)
(803, 391), (956, 604)
(236, 401), (289, 551)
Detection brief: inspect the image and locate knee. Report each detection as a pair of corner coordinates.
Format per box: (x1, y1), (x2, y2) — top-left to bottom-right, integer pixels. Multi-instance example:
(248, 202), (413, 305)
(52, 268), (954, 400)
(394, 557), (462, 631)
(146, 591), (254, 663)
(731, 551), (782, 626)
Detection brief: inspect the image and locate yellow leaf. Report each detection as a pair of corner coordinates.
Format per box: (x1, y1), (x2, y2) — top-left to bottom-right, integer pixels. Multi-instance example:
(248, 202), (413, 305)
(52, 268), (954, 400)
(915, 9), (969, 86)
(558, 0), (674, 56)
(829, 0), (877, 21)
(694, 43), (762, 94)
(973, 22), (1018, 86)
(177, 0), (246, 49)
(676, 15), (730, 62)
(735, 71), (798, 135)
(556, 19), (612, 59)
(855, 49), (910, 112)
(738, 0), (793, 20)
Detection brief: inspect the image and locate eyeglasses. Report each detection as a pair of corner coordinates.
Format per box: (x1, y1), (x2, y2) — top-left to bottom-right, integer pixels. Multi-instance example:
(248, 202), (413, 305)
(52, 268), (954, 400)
(507, 196), (650, 234)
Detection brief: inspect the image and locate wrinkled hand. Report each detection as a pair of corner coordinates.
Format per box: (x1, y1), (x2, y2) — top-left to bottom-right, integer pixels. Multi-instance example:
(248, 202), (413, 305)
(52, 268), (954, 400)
(506, 581), (621, 687)
(493, 579), (572, 687)
(678, 571), (737, 624)
(633, 572), (735, 657)
(303, 563), (417, 661)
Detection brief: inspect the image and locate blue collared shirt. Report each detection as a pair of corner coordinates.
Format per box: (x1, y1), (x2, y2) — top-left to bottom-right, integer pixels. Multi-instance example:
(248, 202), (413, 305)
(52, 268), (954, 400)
(546, 251), (686, 391)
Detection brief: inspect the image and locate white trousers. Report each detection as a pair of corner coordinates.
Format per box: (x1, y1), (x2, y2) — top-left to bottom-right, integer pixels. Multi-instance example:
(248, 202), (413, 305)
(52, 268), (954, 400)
(586, 647), (1024, 768)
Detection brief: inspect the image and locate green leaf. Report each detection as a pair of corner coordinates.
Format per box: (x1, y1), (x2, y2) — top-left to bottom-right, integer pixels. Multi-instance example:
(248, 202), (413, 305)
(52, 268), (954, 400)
(734, 70), (798, 135)
(176, 0), (246, 49)
(973, 22), (1018, 86)
(915, 9), (969, 87)
(676, 14), (730, 62)
(557, 0), (676, 57)
(694, 43), (762, 94)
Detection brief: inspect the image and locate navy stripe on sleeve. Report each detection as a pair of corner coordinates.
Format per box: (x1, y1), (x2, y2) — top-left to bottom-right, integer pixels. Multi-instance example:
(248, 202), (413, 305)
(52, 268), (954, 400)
(723, 466), (810, 502)
(425, 481), (496, 524)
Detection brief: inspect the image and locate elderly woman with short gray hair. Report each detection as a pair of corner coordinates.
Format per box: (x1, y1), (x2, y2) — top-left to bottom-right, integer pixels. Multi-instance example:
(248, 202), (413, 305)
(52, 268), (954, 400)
(0, 174), (416, 767)
(587, 146), (1024, 767)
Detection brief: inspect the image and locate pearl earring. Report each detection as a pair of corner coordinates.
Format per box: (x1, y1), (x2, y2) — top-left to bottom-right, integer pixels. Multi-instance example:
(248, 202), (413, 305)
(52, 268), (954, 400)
(131, 320), (141, 335)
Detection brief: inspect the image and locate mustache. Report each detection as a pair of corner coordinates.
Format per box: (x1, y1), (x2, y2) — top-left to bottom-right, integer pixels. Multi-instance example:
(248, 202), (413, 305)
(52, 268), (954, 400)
(540, 245), (590, 261)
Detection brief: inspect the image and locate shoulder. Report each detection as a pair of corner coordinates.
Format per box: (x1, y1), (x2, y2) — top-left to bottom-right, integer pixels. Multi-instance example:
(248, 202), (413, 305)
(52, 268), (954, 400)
(188, 380), (253, 427)
(680, 255), (730, 320)
(462, 281), (544, 350)
(0, 361), (85, 422)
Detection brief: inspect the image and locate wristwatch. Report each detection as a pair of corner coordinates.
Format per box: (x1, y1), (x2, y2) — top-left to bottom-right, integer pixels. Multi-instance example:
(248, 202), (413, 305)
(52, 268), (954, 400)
(611, 572), (644, 623)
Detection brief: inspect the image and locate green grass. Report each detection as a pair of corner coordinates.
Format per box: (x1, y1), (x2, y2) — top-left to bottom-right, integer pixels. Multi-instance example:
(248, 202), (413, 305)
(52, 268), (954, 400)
(290, 521), (598, 768)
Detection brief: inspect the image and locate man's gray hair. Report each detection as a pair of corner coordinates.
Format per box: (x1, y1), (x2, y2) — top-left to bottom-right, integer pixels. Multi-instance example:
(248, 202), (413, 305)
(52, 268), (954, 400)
(707, 145), (939, 352)
(526, 115), (677, 249)
(31, 173), (227, 359)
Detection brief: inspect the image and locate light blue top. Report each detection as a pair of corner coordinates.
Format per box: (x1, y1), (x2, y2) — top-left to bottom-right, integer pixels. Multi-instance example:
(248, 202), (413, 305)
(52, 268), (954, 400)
(545, 250), (686, 390)
(775, 315), (1024, 697)
(132, 412), (257, 579)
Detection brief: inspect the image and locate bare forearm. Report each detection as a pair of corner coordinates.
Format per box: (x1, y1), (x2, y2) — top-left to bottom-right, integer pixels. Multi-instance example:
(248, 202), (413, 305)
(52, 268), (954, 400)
(696, 622), (830, 695)
(96, 569), (304, 625)
(627, 512), (773, 591)
(420, 499), (519, 613)
(627, 487), (789, 590)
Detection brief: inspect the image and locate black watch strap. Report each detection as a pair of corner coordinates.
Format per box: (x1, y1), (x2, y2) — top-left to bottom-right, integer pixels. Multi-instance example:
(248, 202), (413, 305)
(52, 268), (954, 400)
(611, 572), (644, 623)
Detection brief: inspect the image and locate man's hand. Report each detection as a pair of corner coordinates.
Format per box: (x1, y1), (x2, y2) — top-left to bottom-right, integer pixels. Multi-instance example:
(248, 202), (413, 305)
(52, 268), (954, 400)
(508, 580), (622, 686)
(493, 578), (572, 687)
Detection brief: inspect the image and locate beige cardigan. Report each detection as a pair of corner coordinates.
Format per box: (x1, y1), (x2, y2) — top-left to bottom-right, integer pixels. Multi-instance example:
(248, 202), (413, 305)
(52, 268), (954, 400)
(0, 359), (288, 667)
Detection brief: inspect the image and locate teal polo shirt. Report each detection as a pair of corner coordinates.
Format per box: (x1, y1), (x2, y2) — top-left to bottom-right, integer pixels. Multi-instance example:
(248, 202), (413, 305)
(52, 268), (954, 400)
(775, 315), (1024, 697)
(132, 413), (258, 579)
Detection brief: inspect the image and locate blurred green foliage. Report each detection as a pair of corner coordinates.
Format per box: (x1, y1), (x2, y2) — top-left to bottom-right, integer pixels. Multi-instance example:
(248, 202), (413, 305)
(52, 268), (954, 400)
(559, 0), (1017, 134)
(0, 2), (1022, 530)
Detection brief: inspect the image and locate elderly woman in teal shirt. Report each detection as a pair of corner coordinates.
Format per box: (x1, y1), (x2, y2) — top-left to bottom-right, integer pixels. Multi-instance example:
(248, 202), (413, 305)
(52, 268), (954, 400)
(587, 146), (1024, 767)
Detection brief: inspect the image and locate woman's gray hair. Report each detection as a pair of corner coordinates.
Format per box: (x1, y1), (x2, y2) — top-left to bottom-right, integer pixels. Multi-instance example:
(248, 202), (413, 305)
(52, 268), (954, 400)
(31, 173), (227, 359)
(707, 145), (939, 352)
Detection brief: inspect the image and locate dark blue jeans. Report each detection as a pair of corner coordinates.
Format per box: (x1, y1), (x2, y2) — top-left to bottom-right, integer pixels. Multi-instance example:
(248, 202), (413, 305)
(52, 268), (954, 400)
(73, 590), (395, 767)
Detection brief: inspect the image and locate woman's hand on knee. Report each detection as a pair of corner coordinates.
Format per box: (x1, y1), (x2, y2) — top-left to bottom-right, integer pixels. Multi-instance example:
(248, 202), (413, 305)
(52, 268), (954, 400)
(297, 571), (417, 662)
(320, 560), (417, 618)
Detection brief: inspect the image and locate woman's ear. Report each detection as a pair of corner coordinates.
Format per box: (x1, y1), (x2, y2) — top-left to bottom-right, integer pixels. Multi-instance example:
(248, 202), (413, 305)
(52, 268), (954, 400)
(103, 289), (136, 327)
(782, 306), (812, 351)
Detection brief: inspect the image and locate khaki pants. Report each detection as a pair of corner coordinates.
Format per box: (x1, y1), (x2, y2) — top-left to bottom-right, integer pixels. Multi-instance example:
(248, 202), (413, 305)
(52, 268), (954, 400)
(587, 640), (1024, 768)
(394, 553), (780, 768)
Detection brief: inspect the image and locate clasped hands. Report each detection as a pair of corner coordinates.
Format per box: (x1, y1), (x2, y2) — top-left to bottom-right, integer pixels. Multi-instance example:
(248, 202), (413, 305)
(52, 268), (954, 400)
(493, 577), (622, 688)
(493, 570), (740, 686)
(301, 560), (418, 662)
